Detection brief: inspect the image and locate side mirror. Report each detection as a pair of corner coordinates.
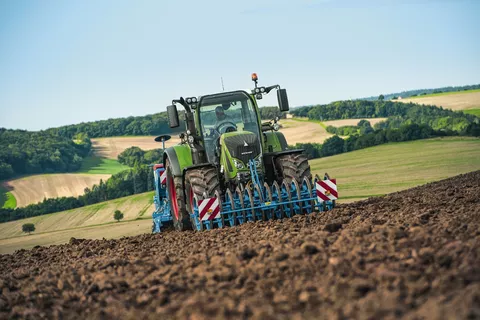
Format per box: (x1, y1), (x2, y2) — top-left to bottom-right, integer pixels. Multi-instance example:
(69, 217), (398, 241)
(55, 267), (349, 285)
(167, 105), (180, 128)
(277, 89), (289, 112)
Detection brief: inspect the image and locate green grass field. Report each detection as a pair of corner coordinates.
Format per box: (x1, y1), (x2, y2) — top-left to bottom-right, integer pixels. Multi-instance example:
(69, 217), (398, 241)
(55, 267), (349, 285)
(1, 137), (479, 254)
(406, 88), (480, 99)
(0, 191), (154, 253)
(77, 156), (129, 174)
(0, 186), (17, 209)
(310, 137), (480, 201)
(463, 109), (480, 117)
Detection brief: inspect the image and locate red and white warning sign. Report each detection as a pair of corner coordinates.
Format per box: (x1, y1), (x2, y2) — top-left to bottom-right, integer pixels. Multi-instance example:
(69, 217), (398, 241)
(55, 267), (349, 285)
(160, 170), (167, 185)
(198, 197), (220, 221)
(316, 179), (338, 202)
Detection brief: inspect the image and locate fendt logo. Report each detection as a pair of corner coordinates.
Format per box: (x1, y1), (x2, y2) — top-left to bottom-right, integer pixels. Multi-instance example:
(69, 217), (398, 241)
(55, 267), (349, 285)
(244, 141), (249, 147)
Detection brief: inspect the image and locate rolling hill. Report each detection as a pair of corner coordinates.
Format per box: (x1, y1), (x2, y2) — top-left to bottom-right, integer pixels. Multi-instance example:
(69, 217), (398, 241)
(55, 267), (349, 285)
(1, 136), (479, 254)
(397, 89), (480, 111)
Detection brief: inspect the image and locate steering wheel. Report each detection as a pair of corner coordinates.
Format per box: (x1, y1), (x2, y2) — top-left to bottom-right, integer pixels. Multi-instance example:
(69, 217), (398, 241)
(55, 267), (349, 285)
(214, 121), (237, 135)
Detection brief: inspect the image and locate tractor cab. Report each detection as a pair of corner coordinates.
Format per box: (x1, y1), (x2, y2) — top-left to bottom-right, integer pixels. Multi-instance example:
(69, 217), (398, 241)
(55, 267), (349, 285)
(196, 91), (263, 169)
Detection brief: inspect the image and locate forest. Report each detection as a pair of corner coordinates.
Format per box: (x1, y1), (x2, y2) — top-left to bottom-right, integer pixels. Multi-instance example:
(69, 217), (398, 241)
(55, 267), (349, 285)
(0, 128), (91, 180)
(45, 107), (282, 139)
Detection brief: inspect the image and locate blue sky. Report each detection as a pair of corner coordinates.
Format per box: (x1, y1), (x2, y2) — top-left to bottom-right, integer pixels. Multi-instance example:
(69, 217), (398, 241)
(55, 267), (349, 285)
(0, 0), (479, 131)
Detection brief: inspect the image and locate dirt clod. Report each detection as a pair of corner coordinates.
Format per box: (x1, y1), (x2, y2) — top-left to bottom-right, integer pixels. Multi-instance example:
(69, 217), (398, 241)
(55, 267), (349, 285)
(1, 171), (479, 319)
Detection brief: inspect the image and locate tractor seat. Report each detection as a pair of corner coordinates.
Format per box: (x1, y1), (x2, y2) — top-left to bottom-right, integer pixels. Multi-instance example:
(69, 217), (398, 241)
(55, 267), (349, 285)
(154, 134), (171, 142)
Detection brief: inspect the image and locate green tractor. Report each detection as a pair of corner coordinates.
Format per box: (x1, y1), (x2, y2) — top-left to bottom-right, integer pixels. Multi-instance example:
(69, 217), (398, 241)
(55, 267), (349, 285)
(151, 73), (337, 232)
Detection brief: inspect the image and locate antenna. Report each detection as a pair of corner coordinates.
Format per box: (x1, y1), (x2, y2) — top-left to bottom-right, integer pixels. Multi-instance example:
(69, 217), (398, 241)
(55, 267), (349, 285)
(221, 77), (225, 92)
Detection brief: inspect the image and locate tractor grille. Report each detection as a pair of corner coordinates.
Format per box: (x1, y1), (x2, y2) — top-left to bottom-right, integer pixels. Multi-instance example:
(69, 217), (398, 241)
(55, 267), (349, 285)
(224, 133), (261, 165)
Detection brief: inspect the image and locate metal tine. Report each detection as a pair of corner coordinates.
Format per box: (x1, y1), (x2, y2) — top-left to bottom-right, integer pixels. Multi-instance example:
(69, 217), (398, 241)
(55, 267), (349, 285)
(302, 176), (314, 215)
(244, 187), (255, 222)
(290, 179), (302, 215)
(271, 180), (284, 219)
(224, 189), (236, 227)
(253, 183), (265, 221)
(281, 180), (293, 218)
(235, 187), (245, 224)
(263, 182), (274, 221)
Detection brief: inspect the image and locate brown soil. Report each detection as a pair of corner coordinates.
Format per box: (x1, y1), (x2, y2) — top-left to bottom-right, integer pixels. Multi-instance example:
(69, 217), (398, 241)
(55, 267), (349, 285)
(1, 171), (479, 319)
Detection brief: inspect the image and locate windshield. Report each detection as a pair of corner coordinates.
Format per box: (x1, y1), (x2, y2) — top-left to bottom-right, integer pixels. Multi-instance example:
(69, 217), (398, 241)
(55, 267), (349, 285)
(198, 91), (261, 162)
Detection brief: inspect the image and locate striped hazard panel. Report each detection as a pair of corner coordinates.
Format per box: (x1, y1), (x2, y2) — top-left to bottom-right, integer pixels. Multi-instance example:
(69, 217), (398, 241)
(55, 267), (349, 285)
(198, 197), (220, 221)
(316, 179), (338, 202)
(160, 169), (167, 185)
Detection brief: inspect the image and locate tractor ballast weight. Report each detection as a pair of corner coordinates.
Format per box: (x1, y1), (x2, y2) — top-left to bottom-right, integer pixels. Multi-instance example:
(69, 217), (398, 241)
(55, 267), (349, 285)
(151, 74), (338, 233)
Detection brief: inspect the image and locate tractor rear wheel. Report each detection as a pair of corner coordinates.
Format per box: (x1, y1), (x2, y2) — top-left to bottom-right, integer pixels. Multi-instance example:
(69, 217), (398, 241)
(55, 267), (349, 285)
(275, 153), (312, 184)
(185, 166), (221, 229)
(165, 158), (191, 231)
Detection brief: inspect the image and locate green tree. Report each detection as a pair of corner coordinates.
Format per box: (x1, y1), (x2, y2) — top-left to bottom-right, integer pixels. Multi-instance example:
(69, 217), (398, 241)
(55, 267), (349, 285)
(378, 94), (385, 101)
(320, 135), (345, 157)
(22, 223), (35, 234)
(114, 210), (124, 222)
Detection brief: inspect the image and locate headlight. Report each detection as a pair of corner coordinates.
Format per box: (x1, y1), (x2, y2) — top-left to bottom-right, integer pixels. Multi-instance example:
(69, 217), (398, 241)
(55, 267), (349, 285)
(186, 98), (192, 104)
(273, 123), (280, 131)
(188, 135), (195, 144)
(233, 160), (244, 169)
(255, 159), (261, 167)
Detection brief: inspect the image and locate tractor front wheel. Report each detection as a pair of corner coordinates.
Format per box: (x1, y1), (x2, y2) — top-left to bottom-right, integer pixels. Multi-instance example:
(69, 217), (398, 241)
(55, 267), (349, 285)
(165, 158), (191, 231)
(275, 153), (312, 185)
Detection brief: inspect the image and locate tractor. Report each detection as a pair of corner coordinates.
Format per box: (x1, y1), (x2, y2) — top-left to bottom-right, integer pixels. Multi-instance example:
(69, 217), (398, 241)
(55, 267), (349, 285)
(151, 73), (338, 233)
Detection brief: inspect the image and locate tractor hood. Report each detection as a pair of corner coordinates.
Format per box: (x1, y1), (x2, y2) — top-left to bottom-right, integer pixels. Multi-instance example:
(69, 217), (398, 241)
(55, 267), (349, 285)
(223, 132), (261, 165)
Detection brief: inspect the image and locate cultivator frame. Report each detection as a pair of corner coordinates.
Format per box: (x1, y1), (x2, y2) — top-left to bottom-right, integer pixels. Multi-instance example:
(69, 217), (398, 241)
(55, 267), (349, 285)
(152, 159), (338, 233)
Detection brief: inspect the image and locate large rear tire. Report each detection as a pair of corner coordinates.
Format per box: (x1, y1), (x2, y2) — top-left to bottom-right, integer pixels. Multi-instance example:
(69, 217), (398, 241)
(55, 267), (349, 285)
(275, 153), (312, 184)
(165, 158), (191, 231)
(185, 166), (221, 229)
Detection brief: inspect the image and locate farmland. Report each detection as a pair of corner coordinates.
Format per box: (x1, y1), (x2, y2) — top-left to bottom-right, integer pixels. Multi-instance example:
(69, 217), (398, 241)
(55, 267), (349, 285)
(91, 136), (180, 159)
(279, 119), (333, 144)
(1, 137), (479, 254)
(397, 89), (480, 111)
(2, 173), (111, 207)
(0, 192), (154, 253)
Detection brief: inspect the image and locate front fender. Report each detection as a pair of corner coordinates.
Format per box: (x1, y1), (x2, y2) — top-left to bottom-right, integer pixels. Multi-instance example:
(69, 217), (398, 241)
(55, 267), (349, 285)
(163, 144), (193, 177)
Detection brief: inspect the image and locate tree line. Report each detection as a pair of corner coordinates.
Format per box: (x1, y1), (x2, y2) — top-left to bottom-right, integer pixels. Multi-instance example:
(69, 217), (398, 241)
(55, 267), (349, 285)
(0, 128), (92, 180)
(326, 119), (374, 136)
(290, 100), (479, 136)
(44, 106), (282, 140)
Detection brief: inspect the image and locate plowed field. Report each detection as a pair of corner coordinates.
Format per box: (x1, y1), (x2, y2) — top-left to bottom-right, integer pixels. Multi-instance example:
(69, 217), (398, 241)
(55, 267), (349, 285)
(1, 171), (479, 319)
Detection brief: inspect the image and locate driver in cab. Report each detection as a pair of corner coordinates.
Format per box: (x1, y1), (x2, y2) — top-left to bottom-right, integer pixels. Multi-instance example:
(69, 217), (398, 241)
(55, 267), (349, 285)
(214, 105), (236, 134)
